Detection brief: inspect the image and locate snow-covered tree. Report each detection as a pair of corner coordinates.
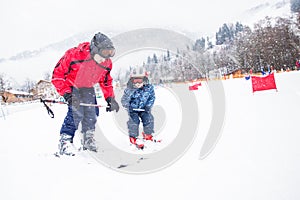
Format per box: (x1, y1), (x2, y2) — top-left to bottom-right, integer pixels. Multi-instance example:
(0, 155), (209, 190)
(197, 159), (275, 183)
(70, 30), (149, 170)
(0, 73), (5, 92)
(43, 71), (52, 81)
(291, 0), (300, 13)
(233, 16), (300, 71)
(21, 78), (36, 93)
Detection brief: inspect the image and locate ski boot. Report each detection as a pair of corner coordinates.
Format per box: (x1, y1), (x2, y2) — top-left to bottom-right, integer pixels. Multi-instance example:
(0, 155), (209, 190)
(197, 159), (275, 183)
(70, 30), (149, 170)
(142, 132), (161, 143)
(129, 137), (144, 150)
(82, 130), (98, 152)
(58, 133), (76, 156)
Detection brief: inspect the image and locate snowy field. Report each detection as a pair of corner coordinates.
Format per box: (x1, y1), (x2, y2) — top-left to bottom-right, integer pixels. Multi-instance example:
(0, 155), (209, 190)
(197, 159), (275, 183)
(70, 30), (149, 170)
(1, 71), (300, 200)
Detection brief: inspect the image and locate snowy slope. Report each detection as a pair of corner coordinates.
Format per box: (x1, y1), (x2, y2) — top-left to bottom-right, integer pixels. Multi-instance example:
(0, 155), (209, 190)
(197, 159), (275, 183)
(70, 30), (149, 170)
(1, 71), (300, 200)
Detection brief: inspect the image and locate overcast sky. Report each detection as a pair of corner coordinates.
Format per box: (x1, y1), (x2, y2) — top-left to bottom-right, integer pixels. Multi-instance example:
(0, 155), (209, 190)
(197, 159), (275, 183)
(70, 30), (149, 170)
(0, 0), (275, 58)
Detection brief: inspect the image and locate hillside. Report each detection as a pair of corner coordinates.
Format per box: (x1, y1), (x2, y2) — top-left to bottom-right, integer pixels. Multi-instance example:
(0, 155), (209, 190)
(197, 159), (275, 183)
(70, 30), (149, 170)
(0, 0), (292, 85)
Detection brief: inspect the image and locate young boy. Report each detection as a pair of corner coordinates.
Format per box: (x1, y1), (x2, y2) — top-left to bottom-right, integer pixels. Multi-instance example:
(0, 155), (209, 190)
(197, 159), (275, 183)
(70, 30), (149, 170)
(121, 72), (158, 149)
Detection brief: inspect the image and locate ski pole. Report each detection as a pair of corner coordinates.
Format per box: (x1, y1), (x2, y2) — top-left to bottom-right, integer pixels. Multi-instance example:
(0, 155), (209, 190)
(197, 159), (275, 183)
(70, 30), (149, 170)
(40, 98), (109, 118)
(132, 108), (145, 112)
(78, 103), (109, 107)
(40, 99), (108, 107)
(40, 98), (55, 118)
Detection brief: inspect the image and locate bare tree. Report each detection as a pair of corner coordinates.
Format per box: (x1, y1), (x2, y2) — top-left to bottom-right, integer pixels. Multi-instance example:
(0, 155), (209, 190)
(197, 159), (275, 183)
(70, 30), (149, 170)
(43, 71), (52, 81)
(233, 16), (300, 71)
(22, 78), (36, 93)
(0, 73), (5, 92)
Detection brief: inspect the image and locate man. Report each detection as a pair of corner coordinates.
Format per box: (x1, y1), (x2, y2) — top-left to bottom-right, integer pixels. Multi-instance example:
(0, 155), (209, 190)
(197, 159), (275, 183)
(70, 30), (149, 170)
(52, 32), (119, 156)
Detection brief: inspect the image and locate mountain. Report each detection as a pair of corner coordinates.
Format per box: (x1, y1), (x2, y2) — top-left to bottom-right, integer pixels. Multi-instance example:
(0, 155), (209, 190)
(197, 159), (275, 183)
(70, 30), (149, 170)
(1, 1), (292, 63)
(239, 0), (291, 27)
(4, 31), (96, 62)
(0, 0), (292, 84)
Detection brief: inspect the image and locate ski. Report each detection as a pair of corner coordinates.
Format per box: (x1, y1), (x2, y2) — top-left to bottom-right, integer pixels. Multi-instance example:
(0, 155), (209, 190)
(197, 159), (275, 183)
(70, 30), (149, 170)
(134, 143), (145, 150)
(54, 151), (75, 157)
(142, 132), (162, 143)
(129, 137), (145, 150)
(54, 152), (75, 157)
(54, 143), (82, 158)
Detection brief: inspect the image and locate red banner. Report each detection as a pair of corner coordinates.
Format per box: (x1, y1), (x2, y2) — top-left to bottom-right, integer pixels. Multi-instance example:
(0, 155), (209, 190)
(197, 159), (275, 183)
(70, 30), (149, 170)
(251, 73), (277, 93)
(189, 82), (201, 90)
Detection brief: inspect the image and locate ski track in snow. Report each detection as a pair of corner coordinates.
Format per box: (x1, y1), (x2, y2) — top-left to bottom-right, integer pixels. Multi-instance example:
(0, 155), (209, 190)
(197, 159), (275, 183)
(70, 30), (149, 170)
(1, 71), (300, 200)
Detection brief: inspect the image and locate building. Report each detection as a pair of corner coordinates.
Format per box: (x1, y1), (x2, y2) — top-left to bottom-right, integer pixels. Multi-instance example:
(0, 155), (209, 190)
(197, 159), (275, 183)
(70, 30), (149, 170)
(0, 90), (33, 103)
(224, 68), (250, 79)
(35, 80), (59, 99)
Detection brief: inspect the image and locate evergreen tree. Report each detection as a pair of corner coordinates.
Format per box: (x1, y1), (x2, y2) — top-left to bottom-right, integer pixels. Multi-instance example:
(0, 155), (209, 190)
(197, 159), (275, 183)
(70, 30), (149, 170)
(206, 37), (213, 49)
(193, 38), (205, 51)
(167, 50), (171, 61)
(215, 22), (244, 45)
(291, 0), (300, 13)
(235, 22), (244, 36)
(153, 53), (158, 64)
(222, 23), (233, 43)
(147, 56), (151, 64)
(216, 28), (223, 45)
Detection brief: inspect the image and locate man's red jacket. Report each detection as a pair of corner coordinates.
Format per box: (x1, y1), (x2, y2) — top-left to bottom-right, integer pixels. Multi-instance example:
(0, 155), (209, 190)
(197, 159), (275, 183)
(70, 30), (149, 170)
(52, 42), (114, 99)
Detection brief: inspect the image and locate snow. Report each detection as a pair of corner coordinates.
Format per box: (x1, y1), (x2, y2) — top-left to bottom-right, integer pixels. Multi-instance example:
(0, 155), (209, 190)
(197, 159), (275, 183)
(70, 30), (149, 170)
(6, 89), (33, 95)
(1, 71), (300, 200)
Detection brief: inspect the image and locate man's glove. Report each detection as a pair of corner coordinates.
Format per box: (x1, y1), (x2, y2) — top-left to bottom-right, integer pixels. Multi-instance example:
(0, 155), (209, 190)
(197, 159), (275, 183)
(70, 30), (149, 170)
(63, 93), (80, 108)
(106, 97), (119, 112)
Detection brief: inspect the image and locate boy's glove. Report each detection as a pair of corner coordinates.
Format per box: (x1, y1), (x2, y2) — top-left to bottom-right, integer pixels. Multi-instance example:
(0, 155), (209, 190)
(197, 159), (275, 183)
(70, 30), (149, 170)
(127, 106), (133, 112)
(144, 106), (151, 112)
(106, 97), (119, 112)
(63, 93), (80, 108)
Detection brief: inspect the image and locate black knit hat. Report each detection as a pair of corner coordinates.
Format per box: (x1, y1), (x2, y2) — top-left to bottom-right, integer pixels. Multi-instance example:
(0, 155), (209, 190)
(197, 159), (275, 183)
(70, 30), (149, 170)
(90, 32), (115, 57)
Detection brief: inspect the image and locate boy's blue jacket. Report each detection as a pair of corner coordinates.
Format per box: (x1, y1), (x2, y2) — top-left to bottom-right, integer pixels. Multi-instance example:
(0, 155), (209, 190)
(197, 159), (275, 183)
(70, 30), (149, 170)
(121, 84), (155, 110)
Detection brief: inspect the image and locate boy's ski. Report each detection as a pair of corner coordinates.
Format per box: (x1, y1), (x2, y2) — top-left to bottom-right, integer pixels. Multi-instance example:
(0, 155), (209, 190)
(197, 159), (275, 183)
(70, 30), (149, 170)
(133, 143), (145, 150)
(129, 137), (145, 150)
